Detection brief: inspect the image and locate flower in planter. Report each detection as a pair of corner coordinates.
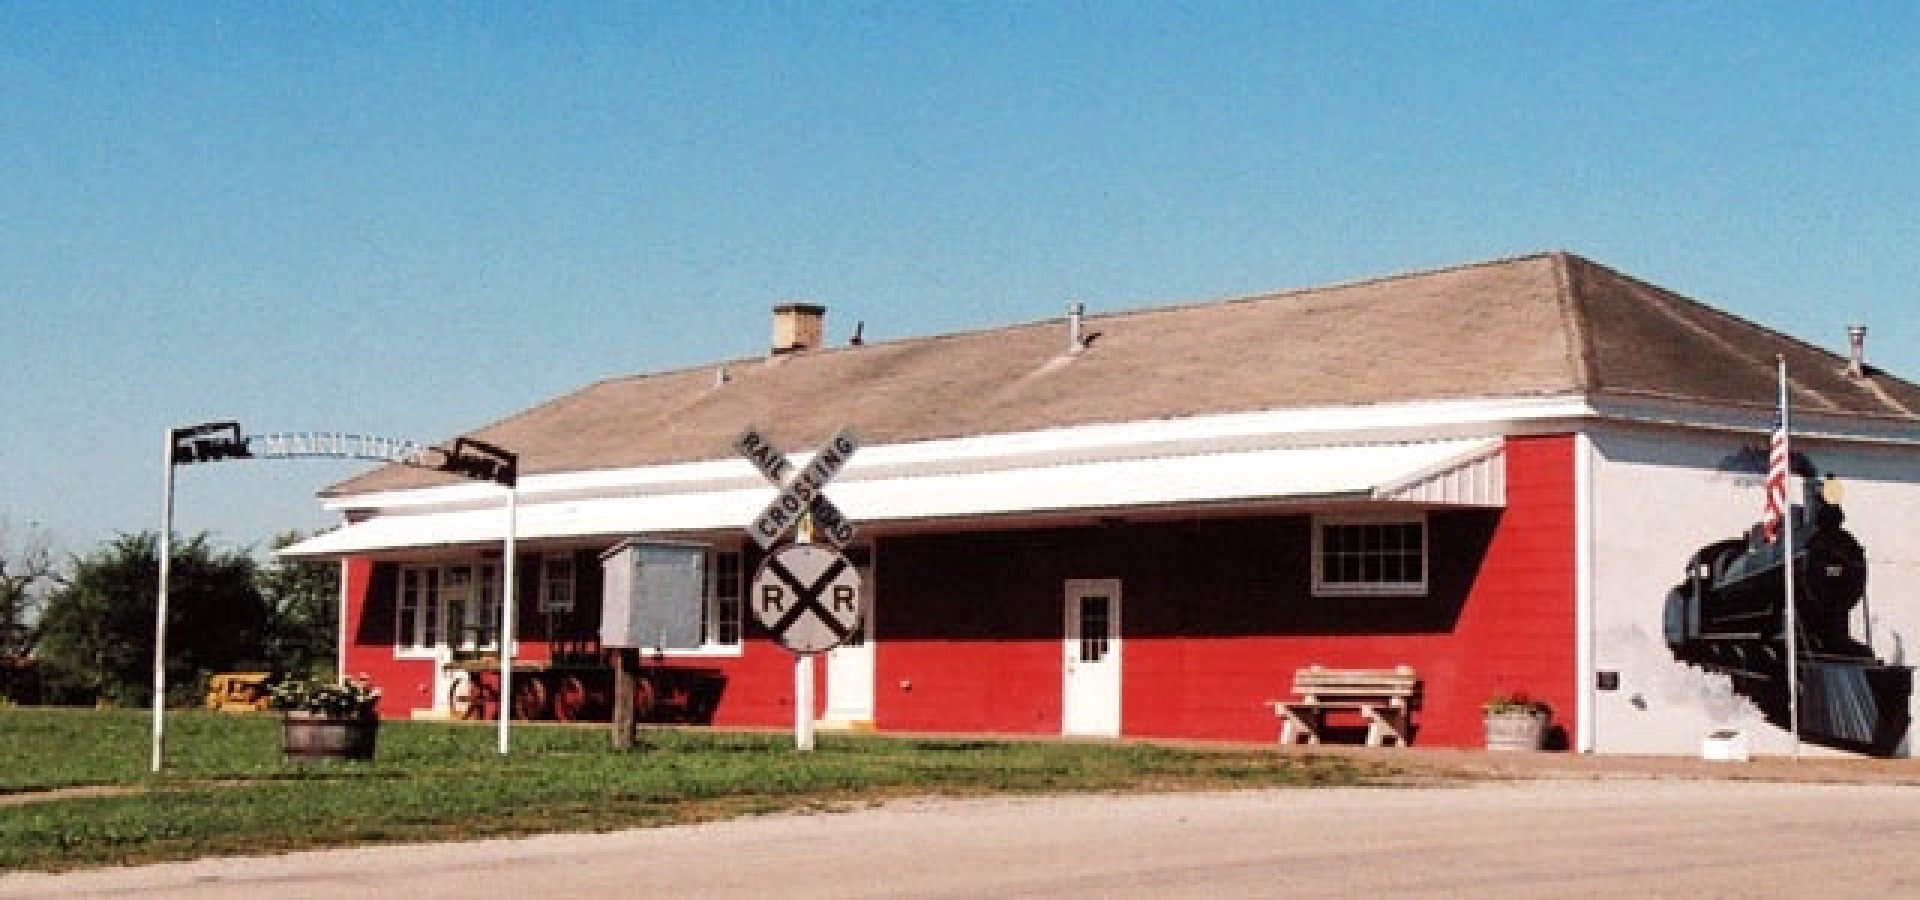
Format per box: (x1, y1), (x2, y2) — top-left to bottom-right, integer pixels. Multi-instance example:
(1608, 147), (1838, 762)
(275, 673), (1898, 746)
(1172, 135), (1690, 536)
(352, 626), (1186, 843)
(269, 674), (382, 720)
(1482, 692), (1550, 717)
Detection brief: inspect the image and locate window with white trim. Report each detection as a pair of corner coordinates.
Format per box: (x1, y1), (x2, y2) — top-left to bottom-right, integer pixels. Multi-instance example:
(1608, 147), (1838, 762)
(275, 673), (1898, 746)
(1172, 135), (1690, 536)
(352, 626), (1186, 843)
(1311, 514), (1428, 596)
(397, 561), (502, 653)
(704, 549), (743, 648)
(539, 554), (575, 613)
(470, 563), (501, 648)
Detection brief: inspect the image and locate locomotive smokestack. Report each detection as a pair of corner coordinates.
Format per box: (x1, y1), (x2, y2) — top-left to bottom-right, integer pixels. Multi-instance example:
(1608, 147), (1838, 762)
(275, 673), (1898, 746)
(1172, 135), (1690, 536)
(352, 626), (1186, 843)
(1846, 324), (1868, 379)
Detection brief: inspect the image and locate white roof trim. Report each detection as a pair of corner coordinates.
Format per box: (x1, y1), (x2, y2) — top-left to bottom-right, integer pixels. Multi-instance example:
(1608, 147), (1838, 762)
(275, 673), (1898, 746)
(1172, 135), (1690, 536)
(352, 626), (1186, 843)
(319, 389), (1920, 517)
(282, 438), (1504, 558)
(1374, 439), (1505, 504)
(324, 395), (1581, 514)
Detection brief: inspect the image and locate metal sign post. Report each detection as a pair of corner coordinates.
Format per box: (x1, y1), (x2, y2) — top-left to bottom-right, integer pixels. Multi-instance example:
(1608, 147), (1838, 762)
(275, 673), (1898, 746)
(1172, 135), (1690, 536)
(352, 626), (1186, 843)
(751, 544), (864, 753)
(153, 422), (250, 773)
(153, 423), (517, 771)
(735, 427), (864, 752)
(795, 655), (815, 752)
(152, 429), (179, 774)
(498, 484), (517, 756)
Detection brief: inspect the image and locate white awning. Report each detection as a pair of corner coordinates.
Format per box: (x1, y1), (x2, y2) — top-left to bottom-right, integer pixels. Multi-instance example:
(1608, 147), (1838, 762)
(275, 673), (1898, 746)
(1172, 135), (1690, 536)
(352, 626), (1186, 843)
(281, 438), (1503, 558)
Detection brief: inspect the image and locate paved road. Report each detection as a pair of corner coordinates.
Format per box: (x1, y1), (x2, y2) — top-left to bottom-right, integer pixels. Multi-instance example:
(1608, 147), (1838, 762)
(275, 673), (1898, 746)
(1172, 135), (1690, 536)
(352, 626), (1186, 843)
(6, 780), (1920, 898)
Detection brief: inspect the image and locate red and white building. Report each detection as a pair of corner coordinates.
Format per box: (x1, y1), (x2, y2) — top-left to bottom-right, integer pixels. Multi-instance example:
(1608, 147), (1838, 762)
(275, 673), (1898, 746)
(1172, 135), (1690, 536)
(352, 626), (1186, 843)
(286, 252), (1920, 756)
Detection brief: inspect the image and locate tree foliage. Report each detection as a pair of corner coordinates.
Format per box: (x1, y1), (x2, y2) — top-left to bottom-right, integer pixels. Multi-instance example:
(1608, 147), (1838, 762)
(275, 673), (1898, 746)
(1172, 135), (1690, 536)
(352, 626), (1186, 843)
(0, 521), (61, 660)
(259, 531), (340, 680)
(37, 532), (269, 707)
(0, 520), (62, 702)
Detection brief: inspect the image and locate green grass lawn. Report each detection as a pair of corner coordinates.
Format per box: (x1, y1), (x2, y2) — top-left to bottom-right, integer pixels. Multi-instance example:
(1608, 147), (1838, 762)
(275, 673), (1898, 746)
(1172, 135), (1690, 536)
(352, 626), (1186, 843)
(0, 707), (1408, 873)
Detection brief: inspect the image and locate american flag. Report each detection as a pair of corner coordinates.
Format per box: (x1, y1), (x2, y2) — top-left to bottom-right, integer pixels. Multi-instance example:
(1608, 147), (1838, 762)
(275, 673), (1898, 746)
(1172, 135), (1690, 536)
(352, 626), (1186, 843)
(1762, 408), (1789, 543)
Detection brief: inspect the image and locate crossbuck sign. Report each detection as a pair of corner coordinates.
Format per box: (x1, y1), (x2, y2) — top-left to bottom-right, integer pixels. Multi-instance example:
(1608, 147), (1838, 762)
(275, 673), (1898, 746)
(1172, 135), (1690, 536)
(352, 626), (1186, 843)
(751, 545), (864, 654)
(733, 426), (864, 748)
(734, 426), (860, 549)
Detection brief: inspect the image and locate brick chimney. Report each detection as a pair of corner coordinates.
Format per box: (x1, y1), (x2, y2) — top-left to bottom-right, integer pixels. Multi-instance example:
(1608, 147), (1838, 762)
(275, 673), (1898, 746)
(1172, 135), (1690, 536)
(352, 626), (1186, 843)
(771, 303), (826, 355)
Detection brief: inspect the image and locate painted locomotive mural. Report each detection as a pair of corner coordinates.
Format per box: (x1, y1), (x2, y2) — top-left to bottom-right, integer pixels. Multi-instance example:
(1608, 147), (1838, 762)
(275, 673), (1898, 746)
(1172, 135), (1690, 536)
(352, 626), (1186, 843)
(1664, 470), (1913, 756)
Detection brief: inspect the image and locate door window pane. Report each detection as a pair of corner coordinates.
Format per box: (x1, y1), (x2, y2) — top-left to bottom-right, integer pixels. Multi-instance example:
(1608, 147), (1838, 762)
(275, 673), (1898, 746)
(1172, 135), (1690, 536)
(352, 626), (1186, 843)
(1079, 595), (1110, 662)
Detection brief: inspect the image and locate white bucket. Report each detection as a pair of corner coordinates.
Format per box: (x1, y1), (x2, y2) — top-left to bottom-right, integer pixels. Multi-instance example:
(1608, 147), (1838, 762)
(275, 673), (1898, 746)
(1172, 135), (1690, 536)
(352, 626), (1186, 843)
(1701, 729), (1750, 762)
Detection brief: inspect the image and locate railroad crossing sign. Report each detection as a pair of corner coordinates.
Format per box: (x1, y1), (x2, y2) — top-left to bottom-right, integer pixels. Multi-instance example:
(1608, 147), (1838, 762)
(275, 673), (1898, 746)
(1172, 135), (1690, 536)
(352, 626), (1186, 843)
(734, 426), (860, 549)
(751, 544), (864, 653)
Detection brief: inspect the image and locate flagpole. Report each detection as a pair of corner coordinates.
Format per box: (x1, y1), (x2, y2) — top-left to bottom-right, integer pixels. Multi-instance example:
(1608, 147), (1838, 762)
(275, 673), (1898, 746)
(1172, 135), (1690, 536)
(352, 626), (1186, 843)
(1778, 356), (1801, 760)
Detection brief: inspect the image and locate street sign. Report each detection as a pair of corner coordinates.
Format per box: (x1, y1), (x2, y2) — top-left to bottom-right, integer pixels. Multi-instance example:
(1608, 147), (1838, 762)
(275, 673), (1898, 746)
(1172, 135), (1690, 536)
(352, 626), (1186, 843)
(751, 544), (864, 653)
(735, 426), (860, 548)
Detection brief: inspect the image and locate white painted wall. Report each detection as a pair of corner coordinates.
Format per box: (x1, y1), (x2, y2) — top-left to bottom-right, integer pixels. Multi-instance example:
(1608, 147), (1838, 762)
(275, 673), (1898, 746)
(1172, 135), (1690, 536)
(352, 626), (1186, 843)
(1587, 422), (1920, 757)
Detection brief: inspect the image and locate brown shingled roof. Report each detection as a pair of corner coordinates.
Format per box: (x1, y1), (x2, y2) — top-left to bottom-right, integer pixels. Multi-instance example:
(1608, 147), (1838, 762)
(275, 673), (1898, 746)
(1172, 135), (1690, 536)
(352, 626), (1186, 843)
(326, 252), (1920, 497)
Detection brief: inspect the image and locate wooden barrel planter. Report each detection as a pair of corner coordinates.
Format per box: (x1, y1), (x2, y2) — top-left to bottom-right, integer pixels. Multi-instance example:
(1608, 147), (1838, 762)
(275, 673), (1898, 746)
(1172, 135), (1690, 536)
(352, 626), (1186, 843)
(282, 713), (379, 762)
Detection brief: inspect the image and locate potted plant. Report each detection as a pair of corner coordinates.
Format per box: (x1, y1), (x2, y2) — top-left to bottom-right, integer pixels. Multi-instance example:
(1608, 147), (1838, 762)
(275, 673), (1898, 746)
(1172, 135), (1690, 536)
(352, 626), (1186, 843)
(271, 675), (383, 762)
(1482, 692), (1550, 751)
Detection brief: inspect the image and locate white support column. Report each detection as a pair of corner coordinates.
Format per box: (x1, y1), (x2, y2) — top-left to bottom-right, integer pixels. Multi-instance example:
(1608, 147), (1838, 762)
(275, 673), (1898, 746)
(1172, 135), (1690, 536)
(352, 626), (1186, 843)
(336, 558), (351, 682)
(1574, 430), (1598, 754)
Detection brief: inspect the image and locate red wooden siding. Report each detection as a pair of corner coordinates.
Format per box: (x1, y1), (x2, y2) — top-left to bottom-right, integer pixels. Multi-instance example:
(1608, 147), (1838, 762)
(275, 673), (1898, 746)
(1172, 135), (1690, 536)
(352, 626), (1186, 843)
(337, 558), (422, 717)
(1433, 433), (1578, 744)
(868, 434), (1577, 746)
(339, 435), (1578, 746)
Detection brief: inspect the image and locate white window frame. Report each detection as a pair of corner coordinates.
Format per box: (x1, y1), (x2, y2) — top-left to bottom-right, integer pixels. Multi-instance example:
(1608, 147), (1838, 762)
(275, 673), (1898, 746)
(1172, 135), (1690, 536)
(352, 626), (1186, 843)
(707, 547), (743, 650)
(1311, 513), (1429, 597)
(395, 560), (503, 658)
(395, 565), (437, 657)
(538, 553), (576, 613)
(650, 545), (744, 657)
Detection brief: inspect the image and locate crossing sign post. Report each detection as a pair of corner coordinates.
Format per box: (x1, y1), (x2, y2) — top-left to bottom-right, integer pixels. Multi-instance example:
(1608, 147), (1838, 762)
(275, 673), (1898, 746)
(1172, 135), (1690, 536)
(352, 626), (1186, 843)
(734, 426), (865, 751)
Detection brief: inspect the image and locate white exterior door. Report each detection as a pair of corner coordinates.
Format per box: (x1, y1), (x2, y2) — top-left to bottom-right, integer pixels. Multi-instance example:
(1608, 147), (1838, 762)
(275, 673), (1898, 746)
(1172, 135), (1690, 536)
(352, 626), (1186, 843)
(1062, 578), (1122, 737)
(822, 553), (876, 726)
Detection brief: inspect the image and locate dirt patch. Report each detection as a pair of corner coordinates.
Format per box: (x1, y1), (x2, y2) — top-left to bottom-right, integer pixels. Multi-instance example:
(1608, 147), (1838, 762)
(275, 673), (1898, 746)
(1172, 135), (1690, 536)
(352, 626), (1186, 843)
(0, 784), (144, 807)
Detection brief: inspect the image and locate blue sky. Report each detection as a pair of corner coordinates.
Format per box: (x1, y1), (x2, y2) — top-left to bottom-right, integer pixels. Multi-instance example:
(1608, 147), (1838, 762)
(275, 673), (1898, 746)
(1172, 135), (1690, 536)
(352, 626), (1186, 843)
(4, 3), (1915, 558)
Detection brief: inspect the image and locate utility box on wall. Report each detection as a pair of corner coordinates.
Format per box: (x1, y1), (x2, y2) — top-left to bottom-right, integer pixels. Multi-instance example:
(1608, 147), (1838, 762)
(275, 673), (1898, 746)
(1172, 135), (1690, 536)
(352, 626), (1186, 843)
(599, 539), (708, 650)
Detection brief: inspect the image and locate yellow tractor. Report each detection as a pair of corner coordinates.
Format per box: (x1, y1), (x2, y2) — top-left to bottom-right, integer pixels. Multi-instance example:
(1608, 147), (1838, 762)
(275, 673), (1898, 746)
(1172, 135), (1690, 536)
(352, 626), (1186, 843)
(204, 672), (274, 713)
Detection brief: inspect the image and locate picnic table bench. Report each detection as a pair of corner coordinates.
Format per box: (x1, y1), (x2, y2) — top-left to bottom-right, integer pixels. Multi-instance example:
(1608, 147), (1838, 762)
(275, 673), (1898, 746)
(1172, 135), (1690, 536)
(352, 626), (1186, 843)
(1267, 664), (1419, 747)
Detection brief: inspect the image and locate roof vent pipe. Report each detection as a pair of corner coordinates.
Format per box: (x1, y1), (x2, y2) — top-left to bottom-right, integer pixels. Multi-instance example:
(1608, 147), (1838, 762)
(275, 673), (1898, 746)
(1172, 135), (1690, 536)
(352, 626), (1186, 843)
(1067, 301), (1087, 354)
(1847, 324), (1868, 379)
